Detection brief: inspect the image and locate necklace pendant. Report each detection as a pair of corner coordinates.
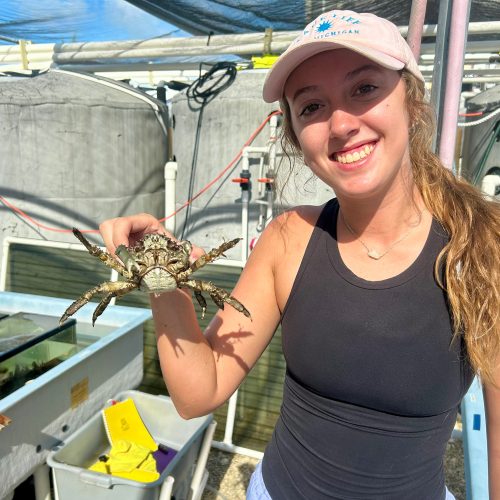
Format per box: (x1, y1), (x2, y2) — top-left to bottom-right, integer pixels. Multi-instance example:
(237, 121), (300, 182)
(367, 249), (382, 260)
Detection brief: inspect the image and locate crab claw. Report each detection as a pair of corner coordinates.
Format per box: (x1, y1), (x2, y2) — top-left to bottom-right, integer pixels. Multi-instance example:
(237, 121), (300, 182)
(116, 244), (141, 276)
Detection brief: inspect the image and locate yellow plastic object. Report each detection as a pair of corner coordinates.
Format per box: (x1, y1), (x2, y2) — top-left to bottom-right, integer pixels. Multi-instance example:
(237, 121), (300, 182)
(251, 55), (279, 69)
(102, 398), (157, 451)
(89, 440), (159, 483)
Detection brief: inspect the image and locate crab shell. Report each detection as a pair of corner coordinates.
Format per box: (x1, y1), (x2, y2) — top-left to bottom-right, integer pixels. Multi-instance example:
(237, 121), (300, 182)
(120, 234), (193, 293)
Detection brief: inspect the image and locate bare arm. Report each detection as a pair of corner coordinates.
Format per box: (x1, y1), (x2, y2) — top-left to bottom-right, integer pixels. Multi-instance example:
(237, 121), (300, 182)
(100, 214), (283, 418)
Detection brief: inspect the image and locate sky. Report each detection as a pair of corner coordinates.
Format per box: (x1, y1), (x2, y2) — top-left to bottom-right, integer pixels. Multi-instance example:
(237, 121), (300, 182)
(0, 0), (188, 44)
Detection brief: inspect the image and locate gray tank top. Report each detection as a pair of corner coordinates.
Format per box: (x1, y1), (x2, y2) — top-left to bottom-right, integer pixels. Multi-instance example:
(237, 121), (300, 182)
(262, 198), (473, 499)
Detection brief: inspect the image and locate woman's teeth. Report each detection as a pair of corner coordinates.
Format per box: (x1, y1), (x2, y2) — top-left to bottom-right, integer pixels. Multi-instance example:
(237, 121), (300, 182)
(334, 144), (374, 164)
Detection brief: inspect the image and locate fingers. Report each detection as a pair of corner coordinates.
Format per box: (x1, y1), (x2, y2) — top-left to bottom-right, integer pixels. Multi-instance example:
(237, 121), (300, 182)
(99, 213), (167, 256)
(189, 246), (206, 263)
(98, 214), (206, 265)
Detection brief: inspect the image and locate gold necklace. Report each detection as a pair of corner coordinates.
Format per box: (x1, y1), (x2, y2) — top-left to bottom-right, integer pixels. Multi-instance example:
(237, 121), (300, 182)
(340, 210), (419, 260)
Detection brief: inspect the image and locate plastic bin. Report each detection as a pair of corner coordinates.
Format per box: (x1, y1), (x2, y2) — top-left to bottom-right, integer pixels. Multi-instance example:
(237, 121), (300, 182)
(47, 390), (214, 500)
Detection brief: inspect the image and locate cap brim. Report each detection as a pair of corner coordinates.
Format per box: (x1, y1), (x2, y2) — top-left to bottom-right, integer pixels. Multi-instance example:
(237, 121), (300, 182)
(262, 41), (406, 103)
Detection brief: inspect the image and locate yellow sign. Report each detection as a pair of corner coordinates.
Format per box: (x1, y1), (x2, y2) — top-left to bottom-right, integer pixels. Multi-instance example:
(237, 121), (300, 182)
(71, 377), (89, 408)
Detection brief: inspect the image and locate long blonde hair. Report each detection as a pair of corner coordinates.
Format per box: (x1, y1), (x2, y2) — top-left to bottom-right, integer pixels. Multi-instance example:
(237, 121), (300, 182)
(279, 69), (500, 383)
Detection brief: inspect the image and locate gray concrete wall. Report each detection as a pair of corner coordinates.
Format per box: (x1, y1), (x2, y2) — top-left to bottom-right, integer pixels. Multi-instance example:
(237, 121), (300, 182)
(0, 71), (167, 271)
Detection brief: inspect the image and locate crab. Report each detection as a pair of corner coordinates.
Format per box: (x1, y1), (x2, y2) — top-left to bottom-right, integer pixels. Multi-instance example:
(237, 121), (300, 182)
(59, 228), (251, 326)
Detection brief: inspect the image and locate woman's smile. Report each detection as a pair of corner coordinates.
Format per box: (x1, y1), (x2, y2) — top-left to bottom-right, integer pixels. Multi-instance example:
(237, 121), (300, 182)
(331, 141), (377, 169)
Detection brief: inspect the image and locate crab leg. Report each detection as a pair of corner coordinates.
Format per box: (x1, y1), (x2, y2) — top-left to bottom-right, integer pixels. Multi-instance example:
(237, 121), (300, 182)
(59, 280), (138, 325)
(184, 238), (242, 276)
(193, 291), (208, 319)
(72, 228), (129, 276)
(181, 279), (251, 319)
(91, 294), (114, 326)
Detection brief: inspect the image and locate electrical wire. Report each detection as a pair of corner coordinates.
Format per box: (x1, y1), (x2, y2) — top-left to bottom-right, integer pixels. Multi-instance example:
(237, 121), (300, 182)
(0, 110), (282, 234)
(458, 106), (500, 127)
(180, 61), (238, 240)
(0, 195), (96, 234)
(186, 62), (238, 107)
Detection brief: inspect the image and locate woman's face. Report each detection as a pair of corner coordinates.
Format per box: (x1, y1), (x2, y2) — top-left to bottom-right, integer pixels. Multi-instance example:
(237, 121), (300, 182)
(284, 49), (412, 202)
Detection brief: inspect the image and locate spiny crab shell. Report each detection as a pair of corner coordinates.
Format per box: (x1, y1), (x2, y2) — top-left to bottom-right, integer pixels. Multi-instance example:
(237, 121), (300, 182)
(59, 229), (251, 325)
(117, 233), (193, 293)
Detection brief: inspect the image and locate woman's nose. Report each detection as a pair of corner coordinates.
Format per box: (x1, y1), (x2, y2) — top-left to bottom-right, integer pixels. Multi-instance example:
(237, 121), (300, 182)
(328, 109), (360, 140)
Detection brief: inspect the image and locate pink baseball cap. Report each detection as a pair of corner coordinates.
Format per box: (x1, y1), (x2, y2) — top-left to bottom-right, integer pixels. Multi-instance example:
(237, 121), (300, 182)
(262, 10), (424, 103)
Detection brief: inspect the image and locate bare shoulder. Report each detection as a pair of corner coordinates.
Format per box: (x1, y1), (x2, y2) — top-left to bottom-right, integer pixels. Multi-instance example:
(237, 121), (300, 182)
(275, 204), (325, 227)
(260, 204), (324, 249)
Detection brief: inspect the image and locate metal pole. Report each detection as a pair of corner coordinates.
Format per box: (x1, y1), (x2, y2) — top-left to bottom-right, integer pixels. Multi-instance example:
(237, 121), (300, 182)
(406, 0), (428, 60)
(438, 0), (472, 170)
(430, 0), (453, 153)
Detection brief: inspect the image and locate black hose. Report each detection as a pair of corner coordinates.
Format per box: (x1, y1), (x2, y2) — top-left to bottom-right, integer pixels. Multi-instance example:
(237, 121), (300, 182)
(180, 62), (237, 239)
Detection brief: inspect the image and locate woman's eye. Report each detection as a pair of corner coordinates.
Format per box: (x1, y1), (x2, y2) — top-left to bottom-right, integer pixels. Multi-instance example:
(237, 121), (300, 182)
(299, 102), (321, 116)
(355, 84), (377, 96)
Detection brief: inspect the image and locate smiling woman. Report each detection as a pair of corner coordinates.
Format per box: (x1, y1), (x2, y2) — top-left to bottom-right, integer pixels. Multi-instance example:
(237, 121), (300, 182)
(97, 8), (500, 500)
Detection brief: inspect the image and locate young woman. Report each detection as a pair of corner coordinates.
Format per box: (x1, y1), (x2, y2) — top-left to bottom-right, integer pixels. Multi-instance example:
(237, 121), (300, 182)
(99, 9), (500, 500)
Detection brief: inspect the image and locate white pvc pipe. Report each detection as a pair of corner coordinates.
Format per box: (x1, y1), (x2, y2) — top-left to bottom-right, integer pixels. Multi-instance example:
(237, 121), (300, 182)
(211, 440), (264, 460)
(158, 475), (175, 500)
(0, 236), (112, 292)
(189, 420), (217, 499)
(243, 146), (268, 154)
(51, 467), (60, 500)
(240, 150), (251, 263)
(0, 240), (11, 292)
(164, 161), (178, 234)
(421, 52), (500, 62)
(52, 43), (293, 62)
(268, 115), (278, 172)
(241, 190), (250, 263)
(46, 22), (500, 58)
(267, 114), (278, 225)
(0, 22), (497, 58)
(33, 464), (51, 500)
(223, 392), (238, 446)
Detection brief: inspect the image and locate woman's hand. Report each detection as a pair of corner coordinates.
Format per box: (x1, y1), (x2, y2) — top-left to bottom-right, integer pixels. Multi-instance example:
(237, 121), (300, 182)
(99, 213), (165, 255)
(99, 213), (204, 261)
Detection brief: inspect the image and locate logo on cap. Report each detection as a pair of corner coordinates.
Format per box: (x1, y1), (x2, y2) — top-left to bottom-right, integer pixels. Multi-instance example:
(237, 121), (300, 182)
(312, 14), (361, 39)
